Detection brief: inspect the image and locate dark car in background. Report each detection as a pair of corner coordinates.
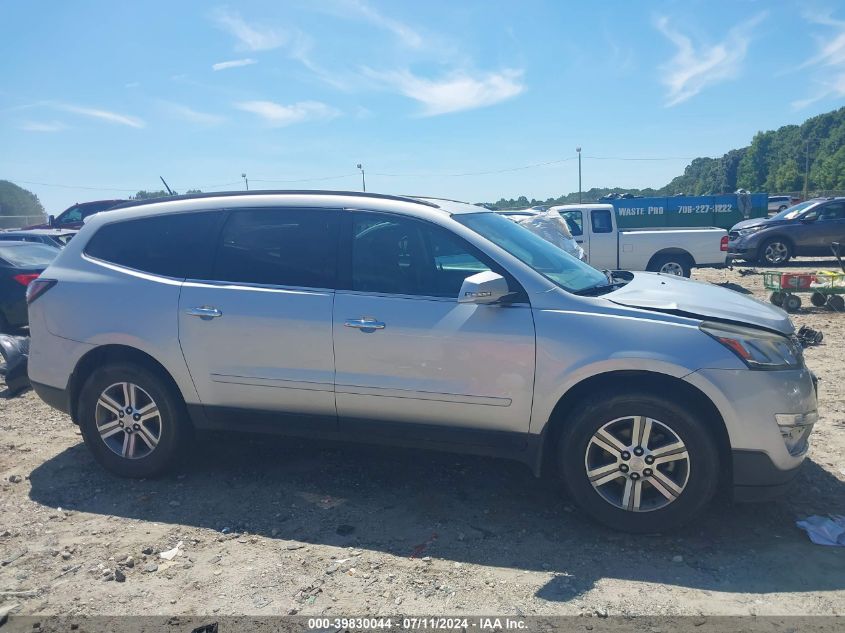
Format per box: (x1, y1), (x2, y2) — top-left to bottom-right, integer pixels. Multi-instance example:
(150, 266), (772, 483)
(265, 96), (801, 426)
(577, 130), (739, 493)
(727, 197), (845, 265)
(0, 229), (76, 248)
(0, 242), (60, 331)
(24, 199), (126, 230)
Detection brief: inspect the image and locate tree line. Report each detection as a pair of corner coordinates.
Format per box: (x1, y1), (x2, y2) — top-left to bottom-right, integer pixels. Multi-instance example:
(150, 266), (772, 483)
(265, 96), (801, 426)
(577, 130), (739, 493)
(484, 106), (845, 209)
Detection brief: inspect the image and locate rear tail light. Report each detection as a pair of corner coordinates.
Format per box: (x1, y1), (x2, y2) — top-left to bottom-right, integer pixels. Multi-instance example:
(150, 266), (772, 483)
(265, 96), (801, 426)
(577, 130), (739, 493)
(720, 235), (729, 251)
(26, 278), (57, 304)
(13, 273), (40, 287)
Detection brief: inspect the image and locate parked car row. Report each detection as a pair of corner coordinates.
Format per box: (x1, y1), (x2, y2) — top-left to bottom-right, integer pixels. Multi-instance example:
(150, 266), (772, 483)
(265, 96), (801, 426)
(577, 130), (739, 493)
(27, 190), (817, 533)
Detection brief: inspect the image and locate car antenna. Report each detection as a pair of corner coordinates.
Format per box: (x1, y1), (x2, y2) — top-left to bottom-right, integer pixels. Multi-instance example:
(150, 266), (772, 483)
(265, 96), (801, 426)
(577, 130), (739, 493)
(159, 176), (174, 196)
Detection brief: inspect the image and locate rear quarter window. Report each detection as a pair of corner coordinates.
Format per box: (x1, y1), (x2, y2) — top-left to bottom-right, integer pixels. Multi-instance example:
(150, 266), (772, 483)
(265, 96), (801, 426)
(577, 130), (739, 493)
(84, 212), (221, 278)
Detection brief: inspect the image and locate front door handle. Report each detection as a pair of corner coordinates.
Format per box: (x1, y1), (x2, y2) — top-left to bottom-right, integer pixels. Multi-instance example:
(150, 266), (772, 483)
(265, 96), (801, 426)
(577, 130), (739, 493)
(344, 318), (386, 331)
(186, 306), (223, 319)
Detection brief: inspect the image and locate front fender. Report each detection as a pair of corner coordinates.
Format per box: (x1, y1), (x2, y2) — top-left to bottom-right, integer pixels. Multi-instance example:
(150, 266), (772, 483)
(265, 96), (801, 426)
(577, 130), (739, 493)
(530, 307), (743, 435)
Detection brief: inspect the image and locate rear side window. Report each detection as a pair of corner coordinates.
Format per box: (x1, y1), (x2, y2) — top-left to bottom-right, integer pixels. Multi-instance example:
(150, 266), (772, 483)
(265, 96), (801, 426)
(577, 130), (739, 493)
(85, 212), (221, 278)
(591, 209), (613, 233)
(211, 208), (338, 289)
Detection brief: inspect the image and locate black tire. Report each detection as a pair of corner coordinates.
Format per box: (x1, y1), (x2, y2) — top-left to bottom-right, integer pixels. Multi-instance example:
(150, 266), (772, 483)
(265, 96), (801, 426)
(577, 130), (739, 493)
(759, 238), (792, 265)
(811, 292), (827, 307)
(828, 295), (845, 312)
(649, 254), (692, 278)
(557, 389), (720, 533)
(770, 291), (785, 307)
(778, 205), (788, 212)
(77, 362), (191, 478)
(783, 294), (802, 312)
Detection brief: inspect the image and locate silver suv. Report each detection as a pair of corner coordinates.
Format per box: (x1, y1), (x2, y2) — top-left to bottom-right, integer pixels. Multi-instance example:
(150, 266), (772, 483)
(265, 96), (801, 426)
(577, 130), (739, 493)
(27, 192), (818, 532)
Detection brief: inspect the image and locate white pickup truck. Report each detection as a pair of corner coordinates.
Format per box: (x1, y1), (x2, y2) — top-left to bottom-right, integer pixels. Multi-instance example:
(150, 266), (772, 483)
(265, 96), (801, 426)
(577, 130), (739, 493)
(550, 204), (728, 277)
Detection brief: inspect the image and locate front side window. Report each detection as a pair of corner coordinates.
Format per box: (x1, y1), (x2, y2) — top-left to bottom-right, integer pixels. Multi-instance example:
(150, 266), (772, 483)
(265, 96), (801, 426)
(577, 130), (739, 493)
(817, 202), (845, 220)
(559, 210), (583, 236)
(85, 212), (220, 278)
(351, 213), (494, 297)
(58, 206), (83, 224)
(212, 208), (338, 289)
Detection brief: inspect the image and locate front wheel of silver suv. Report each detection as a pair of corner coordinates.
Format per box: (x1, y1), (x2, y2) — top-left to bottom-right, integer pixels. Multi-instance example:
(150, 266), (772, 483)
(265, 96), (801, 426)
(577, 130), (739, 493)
(558, 390), (720, 533)
(77, 362), (191, 478)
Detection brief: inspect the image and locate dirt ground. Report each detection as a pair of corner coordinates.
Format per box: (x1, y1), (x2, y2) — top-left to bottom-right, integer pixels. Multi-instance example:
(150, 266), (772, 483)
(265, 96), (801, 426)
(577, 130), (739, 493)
(1, 259), (844, 619)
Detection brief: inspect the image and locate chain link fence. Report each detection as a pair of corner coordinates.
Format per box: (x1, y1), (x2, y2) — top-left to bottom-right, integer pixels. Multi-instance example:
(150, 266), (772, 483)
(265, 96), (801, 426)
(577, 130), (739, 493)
(0, 214), (47, 230)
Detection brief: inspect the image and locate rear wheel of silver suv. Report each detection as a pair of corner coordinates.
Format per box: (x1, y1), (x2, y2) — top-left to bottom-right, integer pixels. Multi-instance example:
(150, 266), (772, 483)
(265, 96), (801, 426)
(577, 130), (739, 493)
(558, 389), (720, 533)
(77, 362), (190, 478)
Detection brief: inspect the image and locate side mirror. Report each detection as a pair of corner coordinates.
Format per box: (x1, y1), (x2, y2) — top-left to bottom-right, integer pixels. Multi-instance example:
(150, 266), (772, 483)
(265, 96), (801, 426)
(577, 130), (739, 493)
(801, 213), (818, 223)
(47, 215), (55, 227)
(458, 271), (511, 304)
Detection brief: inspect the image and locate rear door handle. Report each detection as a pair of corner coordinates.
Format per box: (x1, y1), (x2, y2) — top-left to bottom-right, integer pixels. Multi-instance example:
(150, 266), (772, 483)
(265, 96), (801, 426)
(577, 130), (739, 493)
(186, 306), (222, 319)
(344, 318), (385, 330)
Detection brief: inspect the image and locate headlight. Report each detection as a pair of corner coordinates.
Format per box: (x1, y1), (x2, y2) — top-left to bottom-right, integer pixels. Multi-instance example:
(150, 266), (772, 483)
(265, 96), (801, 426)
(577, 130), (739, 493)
(737, 225), (764, 237)
(700, 322), (802, 370)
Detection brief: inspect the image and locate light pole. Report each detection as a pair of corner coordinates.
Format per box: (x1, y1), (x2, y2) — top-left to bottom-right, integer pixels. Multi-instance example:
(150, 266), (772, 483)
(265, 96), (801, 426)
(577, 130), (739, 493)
(357, 163), (366, 192)
(576, 147), (582, 203)
(241, 173), (249, 191)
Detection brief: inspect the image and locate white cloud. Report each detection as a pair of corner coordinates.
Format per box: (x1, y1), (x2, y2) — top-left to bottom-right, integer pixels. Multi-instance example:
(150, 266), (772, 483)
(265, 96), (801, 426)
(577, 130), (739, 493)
(791, 11), (845, 108)
(212, 8), (286, 51)
(212, 58), (257, 71)
(159, 101), (224, 125)
(330, 0), (423, 48)
(56, 103), (145, 128)
(234, 100), (340, 126)
(656, 12), (766, 107)
(363, 68), (524, 116)
(20, 120), (67, 132)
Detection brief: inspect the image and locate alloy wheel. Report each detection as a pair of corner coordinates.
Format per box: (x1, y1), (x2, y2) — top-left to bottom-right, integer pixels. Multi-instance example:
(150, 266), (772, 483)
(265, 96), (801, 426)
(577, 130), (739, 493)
(584, 415), (690, 513)
(764, 242), (789, 264)
(659, 261), (685, 276)
(95, 382), (162, 459)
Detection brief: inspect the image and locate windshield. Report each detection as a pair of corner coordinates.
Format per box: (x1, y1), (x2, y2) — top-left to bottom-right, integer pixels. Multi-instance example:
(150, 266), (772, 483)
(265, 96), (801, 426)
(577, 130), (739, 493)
(457, 213), (608, 293)
(770, 201), (817, 221)
(0, 243), (60, 267)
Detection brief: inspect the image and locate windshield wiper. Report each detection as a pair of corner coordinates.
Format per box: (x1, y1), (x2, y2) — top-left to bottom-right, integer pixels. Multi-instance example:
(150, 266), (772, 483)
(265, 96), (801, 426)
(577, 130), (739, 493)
(572, 281), (628, 296)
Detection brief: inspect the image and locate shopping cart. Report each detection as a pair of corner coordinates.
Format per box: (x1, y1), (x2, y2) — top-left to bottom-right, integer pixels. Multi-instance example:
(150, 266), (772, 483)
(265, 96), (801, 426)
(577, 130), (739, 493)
(764, 242), (845, 312)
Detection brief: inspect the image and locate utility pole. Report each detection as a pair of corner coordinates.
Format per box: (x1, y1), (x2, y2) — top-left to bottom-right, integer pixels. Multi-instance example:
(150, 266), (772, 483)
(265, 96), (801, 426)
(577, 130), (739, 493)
(803, 140), (810, 200)
(241, 173), (249, 191)
(357, 163), (366, 192)
(576, 147), (582, 203)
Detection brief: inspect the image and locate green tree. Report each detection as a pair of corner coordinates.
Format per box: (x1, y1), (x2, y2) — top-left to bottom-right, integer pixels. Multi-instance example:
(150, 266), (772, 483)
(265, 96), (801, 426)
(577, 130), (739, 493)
(0, 180), (45, 216)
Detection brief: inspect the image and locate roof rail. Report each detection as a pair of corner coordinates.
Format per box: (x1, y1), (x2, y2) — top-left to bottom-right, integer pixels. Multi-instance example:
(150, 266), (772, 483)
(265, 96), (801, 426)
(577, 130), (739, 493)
(110, 190), (441, 211)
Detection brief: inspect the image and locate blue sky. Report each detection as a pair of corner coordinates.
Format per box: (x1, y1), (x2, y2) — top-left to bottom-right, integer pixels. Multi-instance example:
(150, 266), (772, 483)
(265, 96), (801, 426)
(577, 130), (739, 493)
(2, 0), (845, 212)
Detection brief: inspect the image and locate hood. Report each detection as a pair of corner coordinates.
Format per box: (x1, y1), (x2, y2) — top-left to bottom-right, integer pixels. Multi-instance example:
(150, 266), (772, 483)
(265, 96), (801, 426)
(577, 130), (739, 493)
(608, 272), (793, 335)
(730, 217), (768, 231)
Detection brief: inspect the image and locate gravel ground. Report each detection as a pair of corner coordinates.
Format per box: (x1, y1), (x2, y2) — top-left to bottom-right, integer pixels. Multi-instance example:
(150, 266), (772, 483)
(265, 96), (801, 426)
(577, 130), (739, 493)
(1, 259), (844, 618)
